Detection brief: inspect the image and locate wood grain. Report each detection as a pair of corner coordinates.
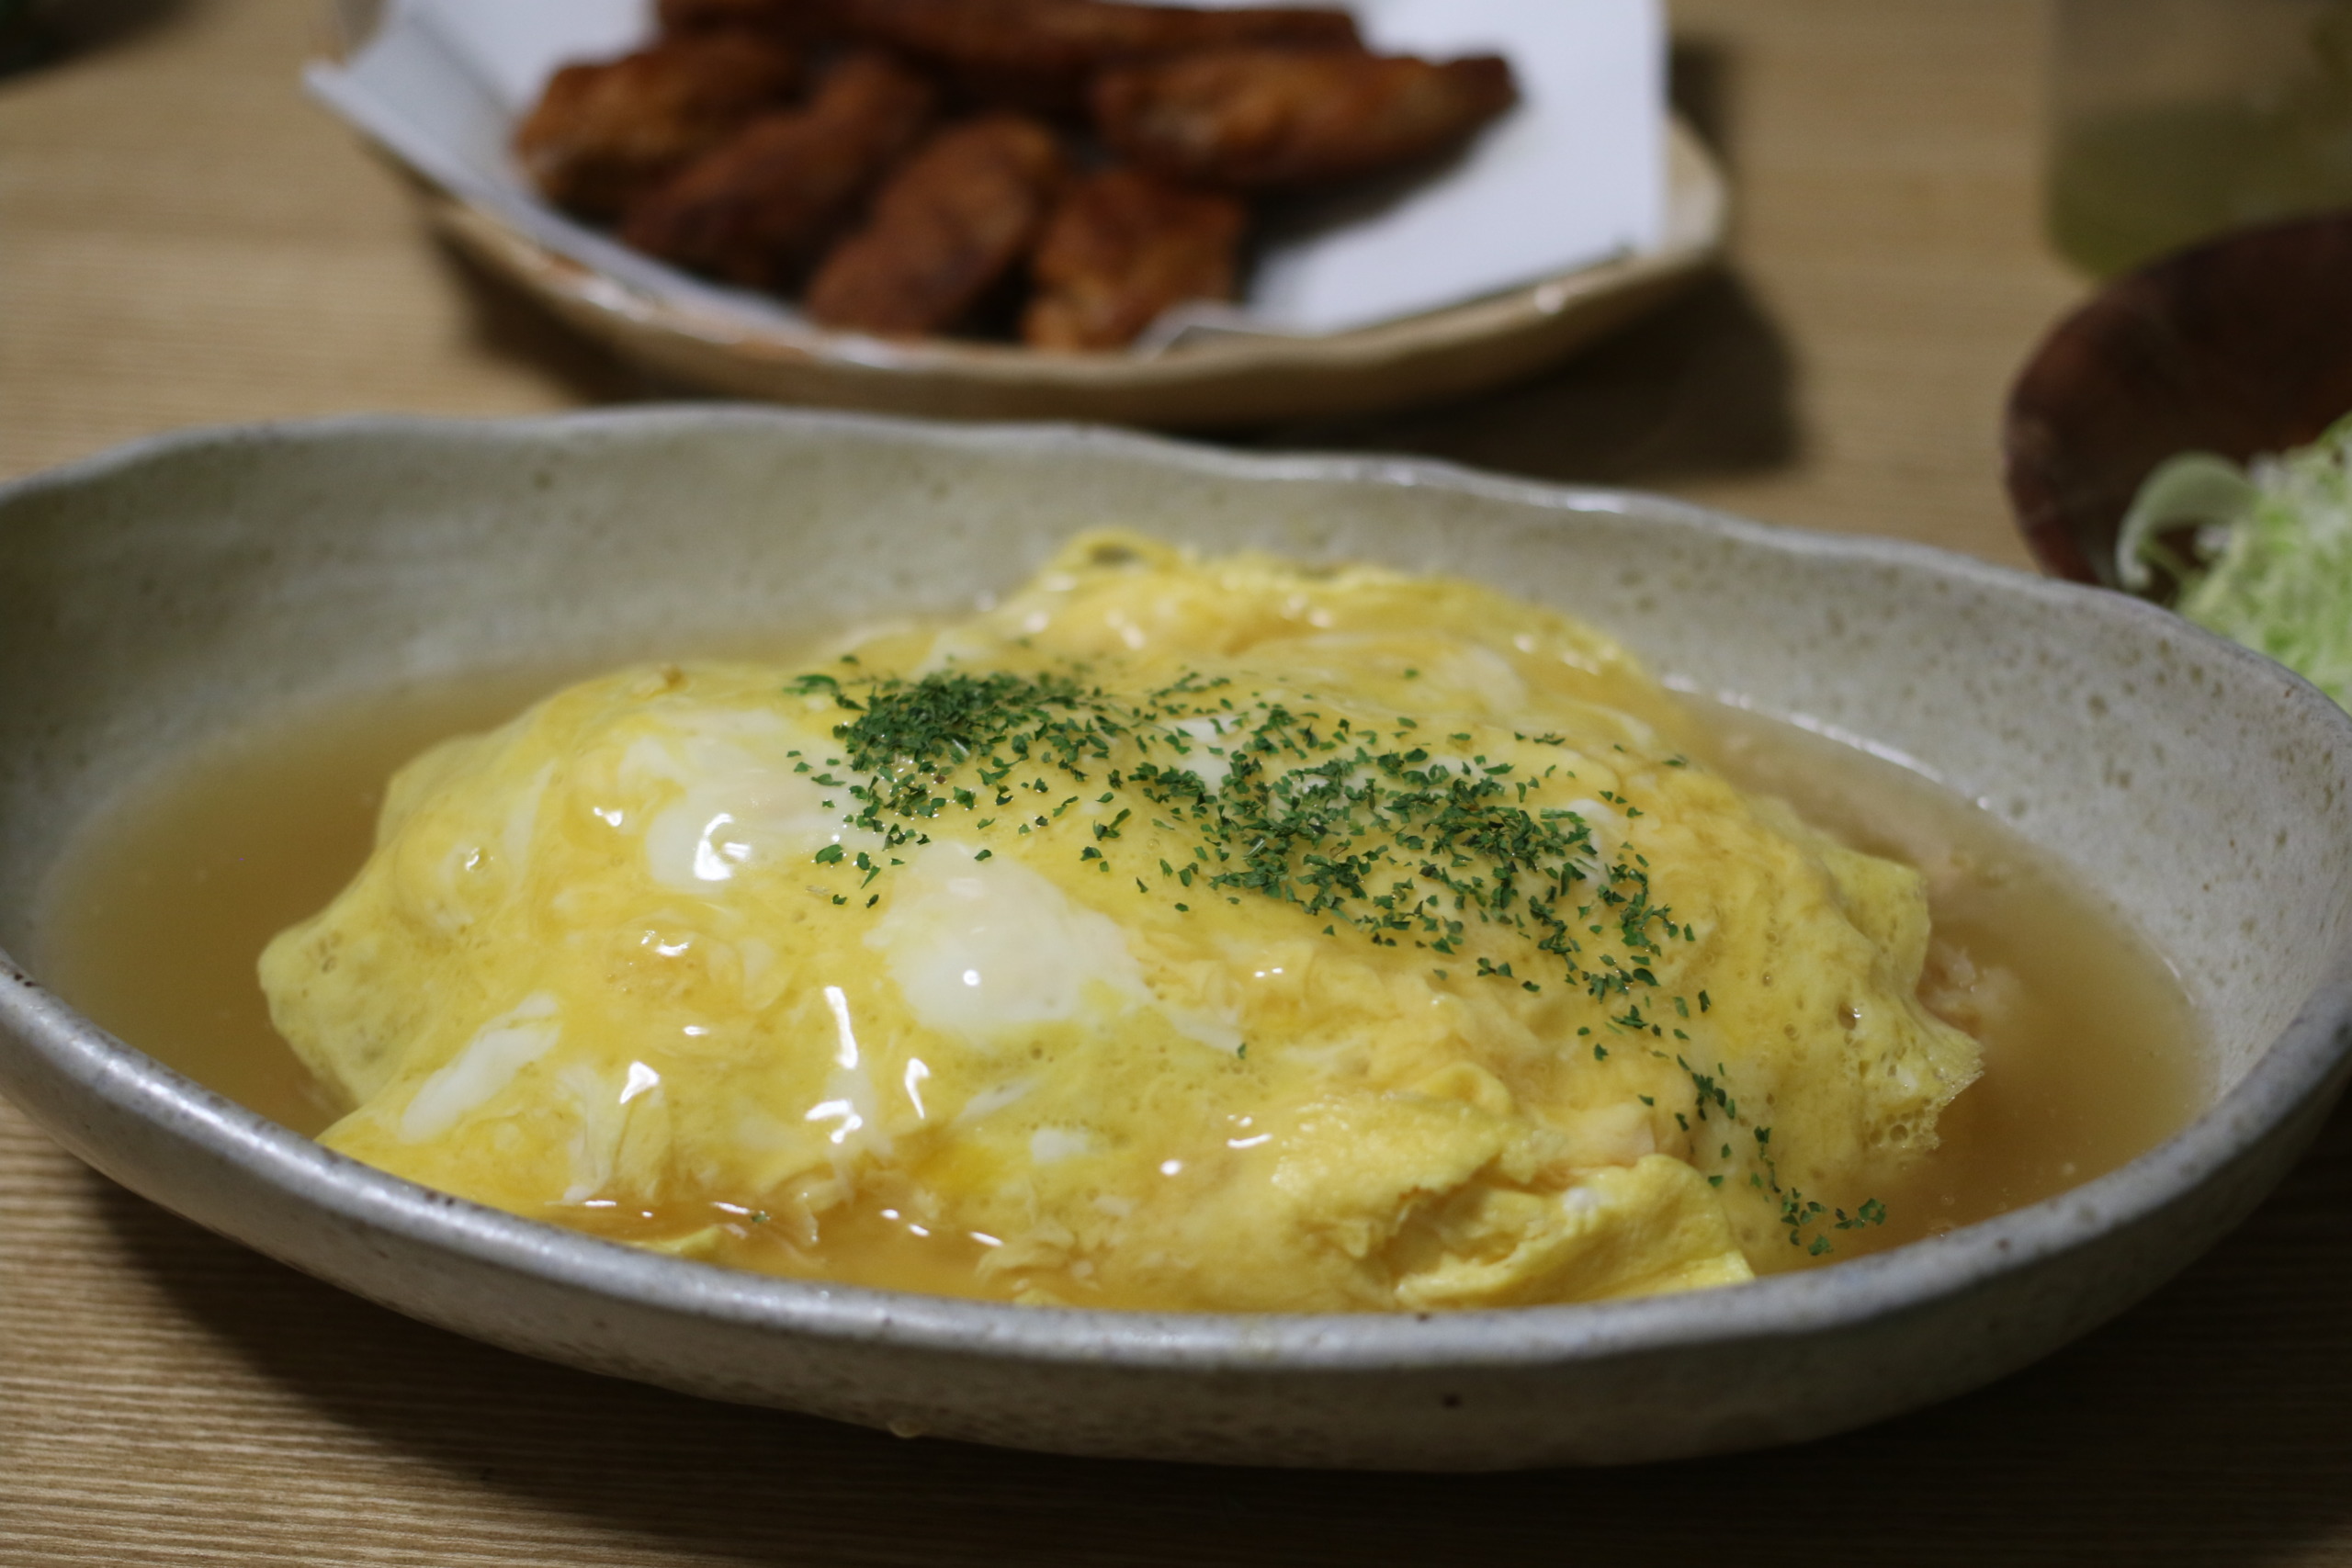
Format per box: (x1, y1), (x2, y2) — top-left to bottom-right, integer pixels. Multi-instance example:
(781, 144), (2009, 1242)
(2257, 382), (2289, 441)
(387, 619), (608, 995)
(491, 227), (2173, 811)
(8, 1085), (2352, 1566)
(7, 1), (2351, 1562)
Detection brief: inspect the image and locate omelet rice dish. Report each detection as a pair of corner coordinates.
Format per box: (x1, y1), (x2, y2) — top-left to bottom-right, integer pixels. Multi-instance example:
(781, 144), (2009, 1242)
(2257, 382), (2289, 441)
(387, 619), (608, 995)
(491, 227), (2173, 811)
(262, 533), (1982, 1312)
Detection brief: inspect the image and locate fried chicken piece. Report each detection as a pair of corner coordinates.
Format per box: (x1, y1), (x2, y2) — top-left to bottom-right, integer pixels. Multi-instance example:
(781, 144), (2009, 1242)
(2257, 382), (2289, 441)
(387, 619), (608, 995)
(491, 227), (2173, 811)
(620, 51), (938, 291)
(806, 114), (1067, 336)
(831, 0), (1361, 110)
(512, 35), (803, 219)
(1091, 48), (1518, 188)
(656, 0), (843, 43)
(1022, 167), (1244, 351)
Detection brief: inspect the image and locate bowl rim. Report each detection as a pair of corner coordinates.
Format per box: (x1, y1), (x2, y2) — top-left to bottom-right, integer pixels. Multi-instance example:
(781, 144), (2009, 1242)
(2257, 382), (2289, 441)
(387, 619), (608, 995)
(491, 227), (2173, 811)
(2002, 205), (2352, 591)
(6, 406), (2352, 1373)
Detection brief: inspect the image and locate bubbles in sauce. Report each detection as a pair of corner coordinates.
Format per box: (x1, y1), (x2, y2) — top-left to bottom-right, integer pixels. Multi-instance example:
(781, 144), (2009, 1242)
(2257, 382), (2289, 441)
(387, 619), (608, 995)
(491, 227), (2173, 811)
(32, 671), (2205, 1287)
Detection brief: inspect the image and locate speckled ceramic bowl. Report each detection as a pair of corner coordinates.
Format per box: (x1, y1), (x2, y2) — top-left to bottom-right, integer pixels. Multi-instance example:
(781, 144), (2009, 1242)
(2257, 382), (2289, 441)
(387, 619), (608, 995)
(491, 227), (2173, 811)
(3, 410), (2350, 1470)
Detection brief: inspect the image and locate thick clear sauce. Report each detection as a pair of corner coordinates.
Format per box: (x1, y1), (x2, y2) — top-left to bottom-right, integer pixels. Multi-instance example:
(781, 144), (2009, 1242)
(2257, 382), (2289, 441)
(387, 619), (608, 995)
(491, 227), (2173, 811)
(34, 673), (2205, 1290)
(1689, 703), (2203, 1259)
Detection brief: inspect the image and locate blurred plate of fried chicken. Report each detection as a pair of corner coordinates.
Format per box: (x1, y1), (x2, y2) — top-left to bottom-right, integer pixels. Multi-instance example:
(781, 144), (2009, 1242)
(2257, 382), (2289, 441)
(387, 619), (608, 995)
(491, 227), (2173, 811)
(310, 0), (1724, 426)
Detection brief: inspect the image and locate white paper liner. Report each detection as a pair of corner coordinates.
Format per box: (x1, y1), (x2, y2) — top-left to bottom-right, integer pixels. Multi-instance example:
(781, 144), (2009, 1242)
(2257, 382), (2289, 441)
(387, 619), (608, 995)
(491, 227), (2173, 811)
(307, 0), (1665, 354)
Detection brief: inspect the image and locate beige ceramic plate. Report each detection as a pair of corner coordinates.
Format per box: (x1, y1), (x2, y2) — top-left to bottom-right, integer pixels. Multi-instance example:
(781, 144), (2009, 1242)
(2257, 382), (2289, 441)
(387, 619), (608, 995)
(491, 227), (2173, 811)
(318, 2), (1725, 427)
(423, 121), (1724, 427)
(2, 411), (2350, 1470)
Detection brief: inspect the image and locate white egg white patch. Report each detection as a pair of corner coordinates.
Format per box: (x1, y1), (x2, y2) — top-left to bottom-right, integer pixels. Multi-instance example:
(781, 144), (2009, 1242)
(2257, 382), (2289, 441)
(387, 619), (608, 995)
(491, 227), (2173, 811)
(866, 841), (1242, 1055)
(399, 991), (561, 1142)
(634, 707), (876, 892)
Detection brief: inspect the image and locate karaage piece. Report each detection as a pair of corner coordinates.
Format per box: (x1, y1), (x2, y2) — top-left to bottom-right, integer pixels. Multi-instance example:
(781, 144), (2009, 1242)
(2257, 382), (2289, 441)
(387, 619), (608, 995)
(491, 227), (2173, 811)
(1092, 48), (1518, 188)
(831, 0), (1361, 110)
(656, 0), (843, 42)
(513, 35), (803, 219)
(621, 51), (938, 291)
(806, 114), (1067, 336)
(1022, 167), (1244, 351)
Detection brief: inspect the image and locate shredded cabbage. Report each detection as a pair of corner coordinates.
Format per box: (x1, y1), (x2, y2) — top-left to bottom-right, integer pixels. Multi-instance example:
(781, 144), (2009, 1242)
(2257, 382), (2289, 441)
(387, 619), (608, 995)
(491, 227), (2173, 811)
(2117, 412), (2352, 708)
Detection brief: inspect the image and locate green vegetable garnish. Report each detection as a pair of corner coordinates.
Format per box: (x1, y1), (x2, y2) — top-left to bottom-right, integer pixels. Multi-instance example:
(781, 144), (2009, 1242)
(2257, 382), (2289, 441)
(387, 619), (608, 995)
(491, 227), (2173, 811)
(2118, 412), (2352, 707)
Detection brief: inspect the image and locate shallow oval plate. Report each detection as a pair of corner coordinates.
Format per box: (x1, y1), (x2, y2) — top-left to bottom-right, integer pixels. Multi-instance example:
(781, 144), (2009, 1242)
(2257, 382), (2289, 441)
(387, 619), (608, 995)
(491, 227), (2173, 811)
(314, 1), (1726, 429)
(2, 409), (2350, 1469)
(424, 122), (1724, 428)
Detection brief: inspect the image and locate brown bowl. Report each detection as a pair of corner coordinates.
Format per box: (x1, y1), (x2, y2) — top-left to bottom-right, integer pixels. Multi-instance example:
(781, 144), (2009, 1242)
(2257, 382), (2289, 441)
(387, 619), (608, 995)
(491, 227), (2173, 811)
(2003, 208), (2352, 592)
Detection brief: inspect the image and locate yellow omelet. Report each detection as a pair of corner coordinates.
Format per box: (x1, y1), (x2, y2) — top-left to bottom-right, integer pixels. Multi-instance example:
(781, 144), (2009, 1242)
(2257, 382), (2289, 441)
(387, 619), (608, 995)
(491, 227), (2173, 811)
(261, 533), (1982, 1311)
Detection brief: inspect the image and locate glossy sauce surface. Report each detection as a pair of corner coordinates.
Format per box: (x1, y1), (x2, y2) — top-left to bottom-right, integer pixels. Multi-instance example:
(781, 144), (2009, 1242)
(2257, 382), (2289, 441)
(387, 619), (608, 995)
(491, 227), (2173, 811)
(35, 672), (2205, 1289)
(1690, 703), (2203, 1257)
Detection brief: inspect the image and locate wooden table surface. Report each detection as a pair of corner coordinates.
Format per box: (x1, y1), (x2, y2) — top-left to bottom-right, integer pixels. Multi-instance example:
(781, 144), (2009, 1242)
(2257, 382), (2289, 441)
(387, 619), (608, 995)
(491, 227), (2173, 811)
(7, 3), (2352, 1563)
